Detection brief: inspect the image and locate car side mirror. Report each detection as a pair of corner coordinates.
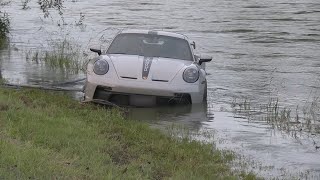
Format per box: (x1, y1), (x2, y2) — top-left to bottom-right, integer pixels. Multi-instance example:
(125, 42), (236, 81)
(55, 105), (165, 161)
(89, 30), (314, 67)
(199, 55), (212, 65)
(191, 41), (196, 49)
(90, 48), (102, 56)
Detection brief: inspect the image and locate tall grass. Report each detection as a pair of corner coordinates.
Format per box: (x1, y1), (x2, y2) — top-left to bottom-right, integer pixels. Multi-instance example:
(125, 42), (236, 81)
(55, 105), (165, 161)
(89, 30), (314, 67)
(0, 78), (6, 85)
(26, 38), (86, 74)
(0, 8), (9, 47)
(232, 97), (320, 148)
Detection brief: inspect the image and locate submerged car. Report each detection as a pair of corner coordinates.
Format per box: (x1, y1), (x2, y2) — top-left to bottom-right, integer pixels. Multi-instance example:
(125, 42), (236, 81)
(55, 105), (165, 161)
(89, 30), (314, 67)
(84, 29), (212, 107)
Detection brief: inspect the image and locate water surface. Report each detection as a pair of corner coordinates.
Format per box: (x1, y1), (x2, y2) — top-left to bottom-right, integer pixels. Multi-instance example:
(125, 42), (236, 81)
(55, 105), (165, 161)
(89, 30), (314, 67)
(1, 0), (320, 178)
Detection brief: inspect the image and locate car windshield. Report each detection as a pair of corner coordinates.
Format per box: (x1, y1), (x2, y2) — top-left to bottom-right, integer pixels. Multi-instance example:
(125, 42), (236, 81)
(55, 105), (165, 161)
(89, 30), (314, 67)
(107, 33), (193, 61)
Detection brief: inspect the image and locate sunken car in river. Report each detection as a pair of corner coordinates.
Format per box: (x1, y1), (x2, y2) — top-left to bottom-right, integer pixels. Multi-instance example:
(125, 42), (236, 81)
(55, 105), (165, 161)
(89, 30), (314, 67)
(84, 29), (212, 106)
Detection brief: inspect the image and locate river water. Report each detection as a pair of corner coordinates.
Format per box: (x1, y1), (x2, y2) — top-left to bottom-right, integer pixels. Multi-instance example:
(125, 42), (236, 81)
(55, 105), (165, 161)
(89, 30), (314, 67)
(1, 0), (320, 179)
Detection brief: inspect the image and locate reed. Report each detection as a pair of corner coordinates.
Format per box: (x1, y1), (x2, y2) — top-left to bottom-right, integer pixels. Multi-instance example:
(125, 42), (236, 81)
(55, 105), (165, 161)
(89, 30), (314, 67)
(232, 97), (320, 148)
(0, 10), (9, 47)
(26, 38), (85, 74)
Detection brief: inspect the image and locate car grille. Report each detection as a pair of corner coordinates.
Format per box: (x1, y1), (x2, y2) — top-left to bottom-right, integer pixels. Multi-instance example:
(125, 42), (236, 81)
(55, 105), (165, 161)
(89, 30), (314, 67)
(121, 76), (138, 80)
(152, 79), (169, 82)
(120, 76), (169, 82)
(93, 86), (191, 107)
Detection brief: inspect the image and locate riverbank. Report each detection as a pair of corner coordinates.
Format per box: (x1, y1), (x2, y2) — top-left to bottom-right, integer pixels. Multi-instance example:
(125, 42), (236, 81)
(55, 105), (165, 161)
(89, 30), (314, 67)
(0, 87), (256, 179)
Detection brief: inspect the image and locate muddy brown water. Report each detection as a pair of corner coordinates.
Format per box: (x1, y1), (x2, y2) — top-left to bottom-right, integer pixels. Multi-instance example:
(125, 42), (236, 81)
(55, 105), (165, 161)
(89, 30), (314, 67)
(1, 0), (320, 178)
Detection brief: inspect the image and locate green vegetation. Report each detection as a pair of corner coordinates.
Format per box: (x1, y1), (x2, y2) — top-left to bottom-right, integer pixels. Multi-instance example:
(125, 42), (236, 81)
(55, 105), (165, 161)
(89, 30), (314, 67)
(0, 87), (256, 179)
(26, 39), (85, 74)
(232, 97), (320, 148)
(0, 78), (6, 85)
(0, 7), (9, 47)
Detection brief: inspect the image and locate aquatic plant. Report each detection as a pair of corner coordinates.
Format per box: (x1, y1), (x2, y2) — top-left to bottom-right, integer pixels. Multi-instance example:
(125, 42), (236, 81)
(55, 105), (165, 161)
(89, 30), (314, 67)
(38, 0), (64, 18)
(0, 5), (10, 46)
(43, 39), (84, 73)
(232, 97), (320, 149)
(21, 0), (31, 10)
(0, 77), (7, 85)
(26, 38), (86, 74)
(75, 12), (85, 26)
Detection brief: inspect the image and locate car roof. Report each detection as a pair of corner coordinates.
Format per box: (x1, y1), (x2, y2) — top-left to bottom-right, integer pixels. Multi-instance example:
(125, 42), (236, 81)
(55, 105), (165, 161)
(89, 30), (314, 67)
(119, 29), (190, 41)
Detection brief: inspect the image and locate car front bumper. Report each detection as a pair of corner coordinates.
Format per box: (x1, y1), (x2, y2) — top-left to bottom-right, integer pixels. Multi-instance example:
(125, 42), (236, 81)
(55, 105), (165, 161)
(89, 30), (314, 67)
(84, 79), (204, 106)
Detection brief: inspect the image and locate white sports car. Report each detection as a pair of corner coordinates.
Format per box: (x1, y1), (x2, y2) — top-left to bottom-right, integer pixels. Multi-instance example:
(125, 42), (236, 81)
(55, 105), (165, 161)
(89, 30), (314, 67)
(84, 29), (212, 107)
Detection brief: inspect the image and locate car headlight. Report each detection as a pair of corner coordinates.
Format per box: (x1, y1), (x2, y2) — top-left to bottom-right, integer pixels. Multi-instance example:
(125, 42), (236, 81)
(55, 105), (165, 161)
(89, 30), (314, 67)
(93, 59), (109, 75)
(183, 67), (199, 83)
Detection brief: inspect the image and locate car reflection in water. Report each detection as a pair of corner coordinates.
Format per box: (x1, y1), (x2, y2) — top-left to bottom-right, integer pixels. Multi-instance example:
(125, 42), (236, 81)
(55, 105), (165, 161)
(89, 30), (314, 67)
(127, 103), (209, 131)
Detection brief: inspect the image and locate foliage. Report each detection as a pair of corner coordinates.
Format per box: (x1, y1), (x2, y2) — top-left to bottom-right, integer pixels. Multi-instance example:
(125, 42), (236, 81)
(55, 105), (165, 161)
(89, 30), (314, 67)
(38, 0), (64, 18)
(0, 6), (9, 46)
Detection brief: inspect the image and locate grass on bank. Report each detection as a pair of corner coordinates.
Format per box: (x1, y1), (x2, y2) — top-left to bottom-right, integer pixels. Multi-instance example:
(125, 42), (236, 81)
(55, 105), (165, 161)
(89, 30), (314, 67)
(0, 87), (256, 179)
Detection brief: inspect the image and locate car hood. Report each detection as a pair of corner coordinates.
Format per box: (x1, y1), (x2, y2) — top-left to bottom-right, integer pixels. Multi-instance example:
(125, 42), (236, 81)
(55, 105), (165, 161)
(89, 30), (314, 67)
(108, 54), (192, 82)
